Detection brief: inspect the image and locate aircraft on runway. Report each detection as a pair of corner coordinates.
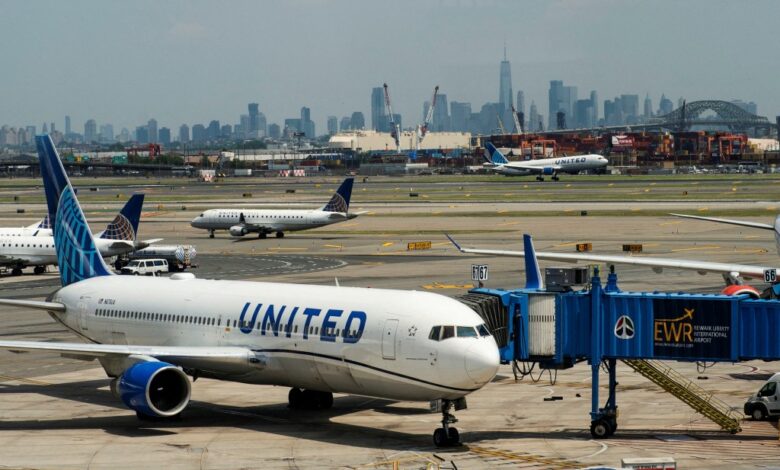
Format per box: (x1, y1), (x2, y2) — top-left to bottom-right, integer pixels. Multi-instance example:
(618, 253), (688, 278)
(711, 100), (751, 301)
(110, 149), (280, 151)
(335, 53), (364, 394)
(190, 177), (363, 239)
(446, 232), (777, 298)
(483, 142), (608, 181)
(0, 136), (499, 448)
(0, 216), (52, 238)
(0, 193), (154, 275)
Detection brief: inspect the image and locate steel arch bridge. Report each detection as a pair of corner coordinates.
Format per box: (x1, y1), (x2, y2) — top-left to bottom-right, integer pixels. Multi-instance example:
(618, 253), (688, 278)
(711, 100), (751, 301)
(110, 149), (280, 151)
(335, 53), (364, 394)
(649, 100), (772, 133)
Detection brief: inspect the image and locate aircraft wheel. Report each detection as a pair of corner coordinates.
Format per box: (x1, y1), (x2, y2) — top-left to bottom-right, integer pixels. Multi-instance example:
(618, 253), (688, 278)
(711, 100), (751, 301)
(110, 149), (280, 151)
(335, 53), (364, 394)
(447, 427), (460, 445)
(208, 231), (215, 239)
(11, 267), (22, 276)
(33, 266), (45, 275)
(536, 176), (544, 182)
(288, 387), (304, 408)
(134, 272), (140, 276)
(316, 391), (333, 409)
(276, 231), (284, 238)
(552, 176), (560, 181)
(259, 232), (267, 239)
(433, 428), (449, 447)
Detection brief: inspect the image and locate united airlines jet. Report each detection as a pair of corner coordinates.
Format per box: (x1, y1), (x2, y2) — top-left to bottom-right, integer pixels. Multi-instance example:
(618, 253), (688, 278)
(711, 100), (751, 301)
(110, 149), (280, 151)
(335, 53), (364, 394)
(0, 193), (150, 275)
(483, 142), (608, 181)
(190, 177), (362, 238)
(0, 136), (499, 447)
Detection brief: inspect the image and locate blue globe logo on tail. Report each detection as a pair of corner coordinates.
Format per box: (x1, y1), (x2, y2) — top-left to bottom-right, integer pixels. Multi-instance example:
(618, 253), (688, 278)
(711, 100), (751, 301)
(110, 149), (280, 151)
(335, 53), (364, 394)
(322, 178), (354, 213)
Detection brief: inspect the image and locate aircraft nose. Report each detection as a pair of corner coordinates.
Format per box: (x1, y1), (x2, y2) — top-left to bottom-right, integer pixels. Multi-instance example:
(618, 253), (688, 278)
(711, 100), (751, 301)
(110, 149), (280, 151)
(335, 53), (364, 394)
(464, 342), (500, 385)
(190, 218), (201, 228)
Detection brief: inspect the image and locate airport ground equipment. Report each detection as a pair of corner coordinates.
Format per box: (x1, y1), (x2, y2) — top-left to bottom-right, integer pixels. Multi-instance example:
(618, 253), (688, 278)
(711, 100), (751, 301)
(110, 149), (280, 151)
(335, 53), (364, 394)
(115, 244), (196, 271)
(458, 234), (780, 438)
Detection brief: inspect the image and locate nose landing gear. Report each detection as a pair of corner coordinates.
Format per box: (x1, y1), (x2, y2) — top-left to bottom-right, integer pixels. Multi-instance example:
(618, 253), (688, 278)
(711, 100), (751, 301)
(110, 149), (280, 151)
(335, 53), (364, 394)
(432, 398), (465, 447)
(208, 230), (215, 239)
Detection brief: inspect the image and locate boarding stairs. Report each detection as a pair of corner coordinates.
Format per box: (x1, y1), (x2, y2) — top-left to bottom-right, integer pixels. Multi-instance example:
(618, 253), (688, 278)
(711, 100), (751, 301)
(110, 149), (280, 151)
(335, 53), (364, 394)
(622, 359), (742, 433)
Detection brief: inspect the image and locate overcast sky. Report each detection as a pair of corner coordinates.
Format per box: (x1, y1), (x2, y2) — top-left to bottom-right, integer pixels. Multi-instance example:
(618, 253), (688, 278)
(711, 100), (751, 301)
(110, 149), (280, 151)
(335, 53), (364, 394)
(1, 0), (778, 134)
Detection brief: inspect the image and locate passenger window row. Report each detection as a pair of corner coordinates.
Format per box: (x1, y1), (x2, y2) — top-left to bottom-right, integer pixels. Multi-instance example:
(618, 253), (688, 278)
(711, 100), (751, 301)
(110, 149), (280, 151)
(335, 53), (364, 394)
(1, 243), (53, 248)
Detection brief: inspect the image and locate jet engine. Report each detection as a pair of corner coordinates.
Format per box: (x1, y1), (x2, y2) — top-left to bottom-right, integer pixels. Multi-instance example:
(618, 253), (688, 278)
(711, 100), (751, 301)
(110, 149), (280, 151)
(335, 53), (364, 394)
(721, 284), (761, 299)
(118, 361), (191, 418)
(229, 225), (248, 237)
(542, 167), (554, 175)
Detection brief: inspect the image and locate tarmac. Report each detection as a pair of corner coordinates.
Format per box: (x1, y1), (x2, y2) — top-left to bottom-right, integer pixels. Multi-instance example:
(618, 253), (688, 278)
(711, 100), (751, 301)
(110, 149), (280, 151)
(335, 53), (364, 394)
(0, 174), (779, 469)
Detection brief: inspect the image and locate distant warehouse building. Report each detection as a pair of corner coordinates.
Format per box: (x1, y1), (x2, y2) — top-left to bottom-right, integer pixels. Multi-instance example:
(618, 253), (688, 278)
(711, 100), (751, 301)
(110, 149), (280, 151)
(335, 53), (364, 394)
(328, 130), (471, 152)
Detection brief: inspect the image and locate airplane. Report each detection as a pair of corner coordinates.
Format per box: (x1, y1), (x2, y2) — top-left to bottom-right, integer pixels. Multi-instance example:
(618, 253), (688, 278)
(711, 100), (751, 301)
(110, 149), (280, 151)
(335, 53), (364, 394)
(190, 177), (362, 239)
(0, 135), (500, 448)
(0, 216), (52, 238)
(0, 193), (153, 276)
(446, 233), (776, 298)
(483, 142), (608, 181)
(670, 212), (780, 256)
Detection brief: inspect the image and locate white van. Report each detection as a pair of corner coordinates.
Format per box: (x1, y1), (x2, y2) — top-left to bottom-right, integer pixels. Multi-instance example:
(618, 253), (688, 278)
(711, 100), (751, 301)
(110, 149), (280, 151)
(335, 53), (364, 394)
(120, 259), (168, 276)
(744, 373), (780, 420)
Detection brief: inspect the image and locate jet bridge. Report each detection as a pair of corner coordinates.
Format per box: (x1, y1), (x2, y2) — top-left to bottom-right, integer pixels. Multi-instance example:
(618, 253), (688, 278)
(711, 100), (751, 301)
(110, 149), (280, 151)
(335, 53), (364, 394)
(458, 235), (780, 438)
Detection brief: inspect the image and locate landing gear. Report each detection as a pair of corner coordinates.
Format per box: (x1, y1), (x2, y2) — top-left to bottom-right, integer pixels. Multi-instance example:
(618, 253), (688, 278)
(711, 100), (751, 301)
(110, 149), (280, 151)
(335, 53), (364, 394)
(33, 265), (45, 275)
(536, 175), (544, 181)
(432, 399), (462, 447)
(275, 231), (284, 239)
(552, 175), (560, 181)
(208, 230), (215, 239)
(287, 388), (333, 410)
(259, 232), (267, 239)
(11, 267), (22, 276)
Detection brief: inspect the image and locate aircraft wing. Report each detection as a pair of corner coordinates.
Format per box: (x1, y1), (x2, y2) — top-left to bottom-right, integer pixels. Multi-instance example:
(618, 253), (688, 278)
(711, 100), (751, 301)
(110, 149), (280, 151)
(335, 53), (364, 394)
(506, 163), (562, 174)
(135, 238), (164, 249)
(670, 213), (775, 230)
(0, 340), (255, 365)
(446, 235), (773, 279)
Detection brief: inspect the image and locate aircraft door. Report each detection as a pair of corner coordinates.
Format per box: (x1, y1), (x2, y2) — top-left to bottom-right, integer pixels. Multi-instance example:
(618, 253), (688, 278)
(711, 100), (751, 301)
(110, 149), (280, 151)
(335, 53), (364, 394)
(382, 319), (399, 360)
(77, 296), (92, 332)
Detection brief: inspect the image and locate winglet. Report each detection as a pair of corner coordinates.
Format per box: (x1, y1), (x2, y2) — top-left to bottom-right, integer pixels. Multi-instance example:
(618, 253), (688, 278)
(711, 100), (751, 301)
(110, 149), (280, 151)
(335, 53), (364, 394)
(322, 177), (354, 213)
(523, 234), (543, 290)
(36, 135), (112, 286)
(445, 233), (464, 252)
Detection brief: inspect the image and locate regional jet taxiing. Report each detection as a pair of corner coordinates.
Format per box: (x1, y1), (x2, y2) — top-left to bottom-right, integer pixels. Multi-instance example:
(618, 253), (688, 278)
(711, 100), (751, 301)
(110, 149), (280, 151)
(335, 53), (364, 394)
(483, 142), (608, 181)
(0, 136), (499, 447)
(191, 177), (362, 238)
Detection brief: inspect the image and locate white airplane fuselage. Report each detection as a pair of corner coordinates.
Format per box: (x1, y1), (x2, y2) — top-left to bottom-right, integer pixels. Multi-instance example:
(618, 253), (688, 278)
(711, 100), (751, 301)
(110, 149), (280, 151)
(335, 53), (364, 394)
(0, 235), (131, 267)
(0, 227), (52, 238)
(490, 154), (608, 176)
(50, 276), (500, 401)
(191, 208), (353, 237)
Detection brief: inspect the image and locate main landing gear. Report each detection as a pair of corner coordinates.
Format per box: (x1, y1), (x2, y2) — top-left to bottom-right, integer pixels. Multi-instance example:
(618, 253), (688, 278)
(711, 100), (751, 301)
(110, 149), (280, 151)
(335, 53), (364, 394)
(11, 267), (23, 276)
(275, 231), (285, 238)
(288, 388), (333, 410)
(258, 232), (267, 239)
(208, 230), (215, 239)
(432, 398), (464, 447)
(33, 265), (46, 275)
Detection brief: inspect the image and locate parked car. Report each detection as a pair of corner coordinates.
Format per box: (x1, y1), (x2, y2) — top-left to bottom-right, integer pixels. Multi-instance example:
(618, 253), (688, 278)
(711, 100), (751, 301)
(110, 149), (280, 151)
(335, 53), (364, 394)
(120, 259), (168, 276)
(744, 372), (780, 420)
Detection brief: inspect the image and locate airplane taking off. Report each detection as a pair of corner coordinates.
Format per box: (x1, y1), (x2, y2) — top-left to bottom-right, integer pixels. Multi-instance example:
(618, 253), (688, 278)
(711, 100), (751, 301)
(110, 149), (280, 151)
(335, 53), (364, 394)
(0, 136), (499, 447)
(190, 177), (362, 238)
(0, 193), (151, 275)
(446, 233), (777, 298)
(483, 142), (608, 181)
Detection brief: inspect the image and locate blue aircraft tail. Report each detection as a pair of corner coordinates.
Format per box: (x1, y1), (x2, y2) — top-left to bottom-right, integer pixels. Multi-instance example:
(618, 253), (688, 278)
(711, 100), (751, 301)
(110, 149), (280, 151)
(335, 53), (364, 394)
(321, 177), (354, 213)
(99, 193), (144, 240)
(484, 142), (509, 165)
(36, 135), (112, 286)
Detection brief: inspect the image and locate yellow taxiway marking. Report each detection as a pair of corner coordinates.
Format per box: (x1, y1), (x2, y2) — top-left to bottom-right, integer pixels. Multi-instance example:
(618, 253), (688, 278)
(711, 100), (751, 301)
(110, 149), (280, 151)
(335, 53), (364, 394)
(497, 210), (509, 214)
(466, 445), (580, 469)
(745, 235), (762, 239)
(732, 248), (768, 254)
(642, 243), (660, 248)
(497, 221), (521, 227)
(659, 221), (682, 226)
(266, 247), (308, 251)
(323, 244), (343, 249)
(671, 245), (720, 252)
(697, 207), (709, 211)
(430, 241), (450, 247)
(553, 241), (583, 248)
(382, 242), (395, 247)
(422, 282), (473, 290)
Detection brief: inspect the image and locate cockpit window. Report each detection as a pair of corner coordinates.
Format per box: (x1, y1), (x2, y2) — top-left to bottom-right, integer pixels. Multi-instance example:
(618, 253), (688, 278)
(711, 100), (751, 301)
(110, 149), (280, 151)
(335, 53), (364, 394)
(428, 326), (441, 341)
(441, 325), (455, 340)
(477, 324), (491, 337)
(457, 326), (478, 337)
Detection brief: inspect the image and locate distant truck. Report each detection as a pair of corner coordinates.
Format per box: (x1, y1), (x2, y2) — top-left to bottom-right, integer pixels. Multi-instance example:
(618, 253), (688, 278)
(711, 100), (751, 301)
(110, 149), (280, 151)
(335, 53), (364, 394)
(744, 372), (780, 420)
(115, 244), (196, 272)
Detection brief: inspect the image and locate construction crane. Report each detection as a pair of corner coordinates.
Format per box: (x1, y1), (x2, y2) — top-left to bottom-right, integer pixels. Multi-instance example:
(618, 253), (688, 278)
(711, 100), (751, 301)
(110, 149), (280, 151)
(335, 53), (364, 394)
(383, 83), (401, 153)
(496, 114), (507, 135)
(511, 105), (523, 134)
(419, 85), (439, 140)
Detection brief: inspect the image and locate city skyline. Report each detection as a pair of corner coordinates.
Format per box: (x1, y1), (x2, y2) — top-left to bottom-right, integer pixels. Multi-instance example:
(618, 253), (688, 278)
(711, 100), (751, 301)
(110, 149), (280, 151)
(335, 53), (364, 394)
(1, 1), (779, 136)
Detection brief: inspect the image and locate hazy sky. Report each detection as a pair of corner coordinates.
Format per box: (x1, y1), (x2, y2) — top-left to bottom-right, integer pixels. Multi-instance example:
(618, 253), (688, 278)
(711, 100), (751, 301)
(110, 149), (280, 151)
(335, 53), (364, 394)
(1, 0), (778, 134)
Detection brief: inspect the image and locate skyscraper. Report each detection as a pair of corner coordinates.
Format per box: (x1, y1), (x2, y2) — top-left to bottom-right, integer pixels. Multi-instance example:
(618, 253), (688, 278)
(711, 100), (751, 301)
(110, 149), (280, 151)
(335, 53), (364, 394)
(548, 81), (563, 129)
(351, 112), (365, 130)
(300, 107), (315, 138)
(327, 116), (338, 135)
(65, 115), (71, 135)
(339, 117), (351, 131)
(179, 124), (190, 143)
(159, 127), (171, 145)
(84, 119), (97, 143)
(643, 94), (653, 120)
(147, 119), (158, 143)
(99, 124), (114, 142)
(498, 47), (513, 113)
(529, 101), (539, 132)
(516, 91), (524, 116)
(450, 102), (471, 132)
(590, 90), (599, 124)
(658, 94), (674, 115)
(371, 87), (385, 131)
(433, 93), (450, 131)
(248, 103), (259, 136)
